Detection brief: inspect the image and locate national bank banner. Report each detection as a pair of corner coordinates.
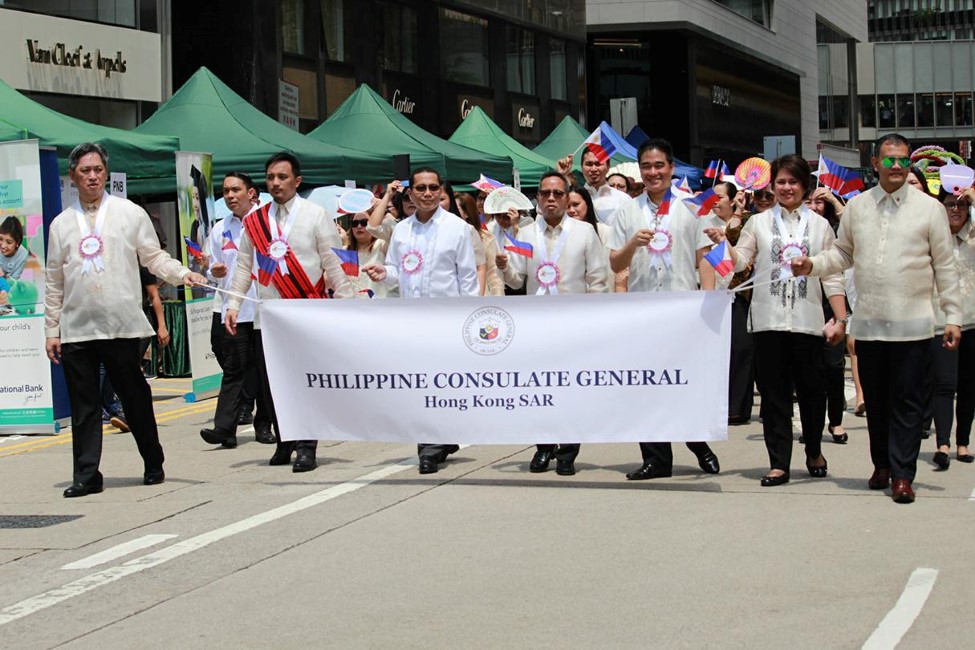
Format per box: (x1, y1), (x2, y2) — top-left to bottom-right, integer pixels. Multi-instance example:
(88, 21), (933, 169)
(0, 139), (54, 433)
(175, 151), (220, 400)
(261, 292), (733, 444)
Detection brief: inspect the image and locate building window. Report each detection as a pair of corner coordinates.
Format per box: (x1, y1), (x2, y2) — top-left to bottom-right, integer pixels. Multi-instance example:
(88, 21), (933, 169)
(897, 95), (915, 128)
(860, 95), (876, 128)
(377, 1), (418, 73)
(506, 27), (536, 94)
(550, 38), (568, 101)
(440, 8), (490, 86)
(819, 96), (830, 130)
(282, 0), (307, 56)
(709, 0), (771, 28)
(321, 0), (352, 62)
(832, 96), (849, 129)
(5, 0), (136, 26)
(957, 93), (974, 126)
(917, 93), (934, 127)
(935, 93), (953, 127)
(878, 94), (896, 128)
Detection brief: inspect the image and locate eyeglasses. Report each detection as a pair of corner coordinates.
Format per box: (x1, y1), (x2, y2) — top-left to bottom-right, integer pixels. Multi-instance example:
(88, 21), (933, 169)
(880, 156), (912, 169)
(944, 201), (970, 211)
(350, 219), (369, 227)
(411, 184), (441, 194)
(538, 189), (566, 198)
(754, 192), (774, 200)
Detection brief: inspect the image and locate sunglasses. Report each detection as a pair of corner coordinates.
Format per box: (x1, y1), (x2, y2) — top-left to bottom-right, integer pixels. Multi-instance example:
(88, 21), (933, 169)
(944, 200), (970, 210)
(350, 219), (369, 227)
(538, 189), (566, 198)
(880, 156), (912, 169)
(754, 192), (774, 200)
(411, 184), (441, 194)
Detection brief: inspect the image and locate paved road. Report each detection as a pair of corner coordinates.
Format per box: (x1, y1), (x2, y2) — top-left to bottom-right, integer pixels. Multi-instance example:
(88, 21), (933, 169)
(0, 377), (972, 649)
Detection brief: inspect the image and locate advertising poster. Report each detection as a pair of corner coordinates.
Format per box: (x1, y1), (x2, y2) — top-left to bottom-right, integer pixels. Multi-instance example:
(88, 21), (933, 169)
(0, 139), (55, 433)
(175, 151), (221, 401)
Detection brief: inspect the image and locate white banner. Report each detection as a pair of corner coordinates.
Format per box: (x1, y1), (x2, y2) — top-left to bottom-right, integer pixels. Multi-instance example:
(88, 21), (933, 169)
(185, 297), (221, 401)
(261, 292), (733, 444)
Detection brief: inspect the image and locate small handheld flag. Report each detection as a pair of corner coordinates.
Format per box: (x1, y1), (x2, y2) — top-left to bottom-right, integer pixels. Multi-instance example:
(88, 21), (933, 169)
(255, 251), (278, 286)
(719, 161), (731, 177)
(503, 231), (534, 258)
(582, 124), (618, 164)
(704, 240), (734, 277)
(472, 174), (504, 192)
(221, 229), (238, 252)
(184, 237), (205, 261)
(704, 160), (719, 179)
(814, 155), (865, 196)
(677, 176), (691, 192)
(683, 188), (721, 217)
(331, 247), (360, 277)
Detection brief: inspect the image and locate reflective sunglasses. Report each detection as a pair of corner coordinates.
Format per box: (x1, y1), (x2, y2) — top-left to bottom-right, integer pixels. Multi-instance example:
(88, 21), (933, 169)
(350, 219), (369, 227)
(880, 156), (912, 169)
(538, 189), (566, 198)
(411, 184), (441, 194)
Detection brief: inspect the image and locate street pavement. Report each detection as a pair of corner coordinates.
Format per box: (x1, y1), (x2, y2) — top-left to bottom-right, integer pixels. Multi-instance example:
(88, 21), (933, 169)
(0, 376), (973, 649)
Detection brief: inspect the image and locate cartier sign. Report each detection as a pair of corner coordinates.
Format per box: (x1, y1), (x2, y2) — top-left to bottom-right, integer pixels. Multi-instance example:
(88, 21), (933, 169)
(391, 88), (416, 115)
(517, 108), (536, 129)
(26, 40), (127, 78)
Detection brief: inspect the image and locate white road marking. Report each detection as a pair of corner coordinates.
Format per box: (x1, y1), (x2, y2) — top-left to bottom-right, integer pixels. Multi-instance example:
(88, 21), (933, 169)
(0, 458), (416, 627)
(969, 487), (975, 502)
(61, 535), (178, 571)
(862, 567), (938, 650)
(0, 436), (26, 446)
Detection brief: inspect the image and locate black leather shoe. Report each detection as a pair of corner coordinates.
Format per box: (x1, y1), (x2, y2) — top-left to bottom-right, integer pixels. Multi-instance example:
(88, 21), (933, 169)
(418, 457), (438, 474)
(269, 443), (295, 466)
(806, 456), (828, 478)
(292, 451), (317, 473)
(221, 436), (238, 449)
(625, 462), (672, 480)
(254, 425), (276, 445)
(760, 472), (790, 487)
(958, 453), (975, 463)
(236, 410), (254, 425)
(437, 444), (461, 463)
(529, 448), (555, 473)
(200, 427), (234, 446)
(933, 451), (950, 470)
(555, 459), (576, 476)
(143, 469), (165, 485)
(63, 482), (104, 498)
(697, 452), (720, 475)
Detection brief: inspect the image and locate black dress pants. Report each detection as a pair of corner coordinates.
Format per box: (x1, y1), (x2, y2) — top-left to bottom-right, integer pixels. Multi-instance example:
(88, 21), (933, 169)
(210, 313), (261, 434)
(957, 333), (975, 448)
(61, 338), (164, 485)
(923, 335), (958, 449)
(856, 339), (927, 481)
(728, 296), (755, 421)
(254, 331), (316, 455)
(823, 333), (846, 428)
(753, 331), (826, 472)
(638, 442), (713, 469)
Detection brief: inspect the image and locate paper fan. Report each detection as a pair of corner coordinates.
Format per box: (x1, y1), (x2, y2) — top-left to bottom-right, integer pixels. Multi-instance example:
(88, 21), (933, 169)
(735, 157), (771, 190)
(337, 188), (376, 214)
(483, 186), (533, 214)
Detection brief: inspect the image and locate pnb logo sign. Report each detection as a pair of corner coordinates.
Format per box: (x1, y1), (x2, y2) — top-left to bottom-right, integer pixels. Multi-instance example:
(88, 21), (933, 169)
(462, 306), (514, 356)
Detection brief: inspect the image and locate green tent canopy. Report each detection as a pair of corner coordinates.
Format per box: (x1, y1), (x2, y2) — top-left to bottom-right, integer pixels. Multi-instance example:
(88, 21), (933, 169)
(136, 67), (391, 188)
(533, 116), (630, 169)
(448, 106), (556, 189)
(0, 77), (179, 195)
(0, 119), (31, 143)
(308, 84), (513, 183)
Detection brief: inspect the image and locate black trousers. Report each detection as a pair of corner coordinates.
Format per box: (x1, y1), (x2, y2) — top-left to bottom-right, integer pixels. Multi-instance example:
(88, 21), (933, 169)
(957, 333), (975, 448)
(61, 338), (164, 485)
(535, 443), (580, 461)
(753, 331), (826, 472)
(254, 331), (316, 455)
(638, 442), (713, 468)
(728, 297), (755, 420)
(856, 339), (927, 481)
(823, 334), (846, 428)
(210, 314), (269, 434)
(924, 335), (958, 448)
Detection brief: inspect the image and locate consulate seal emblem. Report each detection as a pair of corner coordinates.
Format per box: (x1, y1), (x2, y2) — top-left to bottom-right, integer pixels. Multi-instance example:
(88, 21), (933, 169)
(462, 306), (515, 356)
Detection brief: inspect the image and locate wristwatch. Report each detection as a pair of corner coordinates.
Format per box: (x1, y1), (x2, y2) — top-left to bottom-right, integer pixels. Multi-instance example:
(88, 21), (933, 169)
(837, 316), (849, 325)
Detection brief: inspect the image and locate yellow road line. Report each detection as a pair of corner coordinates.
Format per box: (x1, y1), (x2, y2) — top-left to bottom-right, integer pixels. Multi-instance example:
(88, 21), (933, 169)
(151, 387), (192, 394)
(0, 402), (215, 458)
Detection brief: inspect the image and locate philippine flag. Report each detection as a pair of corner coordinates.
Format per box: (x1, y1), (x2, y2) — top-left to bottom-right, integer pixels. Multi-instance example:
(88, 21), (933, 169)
(677, 176), (691, 192)
(719, 161), (731, 177)
(331, 247), (360, 277)
(683, 188), (721, 217)
(221, 229), (238, 252)
(704, 160), (719, 179)
(184, 236), (205, 261)
(704, 240), (735, 277)
(472, 174), (504, 192)
(503, 231), (534, 258)
(255, 251), (278, 286)
(583, 125), (618, 164)
(814, 155), (865, 196)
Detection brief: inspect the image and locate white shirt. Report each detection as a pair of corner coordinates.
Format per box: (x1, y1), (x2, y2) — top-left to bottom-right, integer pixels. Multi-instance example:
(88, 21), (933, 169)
(228, 195), (355, 327)
(45, 194), (190, 343)
(383, 207), (479, 298)
(206, 214), (257, 323)
(585, 182), (630, 227)
(932, 220), (975, 332)
(502, 214), (609, 295)
(608, 189), (712, 293)
(732, 206), (845, 336)
(809, 183), (962, 341)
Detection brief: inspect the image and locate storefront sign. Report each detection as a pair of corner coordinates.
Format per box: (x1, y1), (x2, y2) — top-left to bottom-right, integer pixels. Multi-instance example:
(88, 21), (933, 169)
(278, 80), (299, 131)
(517, 108), (536, 129)
(391, 89), (416, 115)
(711, 84), (731, 107)
(510, 100), (541, 142)
(0, 9), (161, 101)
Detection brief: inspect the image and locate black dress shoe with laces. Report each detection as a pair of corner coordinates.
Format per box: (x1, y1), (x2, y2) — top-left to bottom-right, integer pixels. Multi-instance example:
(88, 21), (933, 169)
(555, 458), (576, 476)
(143, 469), (165, 485)
(292, 451), (318, 473)
(269, 443), (295, 466)
(254, 425), (276, 445)
(418, 456), (438, 474)
(63, 482), (104, 498)
(697, 452), (720, 475)
(529, 448), (555, 473)
(625, 462), (672, 480)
